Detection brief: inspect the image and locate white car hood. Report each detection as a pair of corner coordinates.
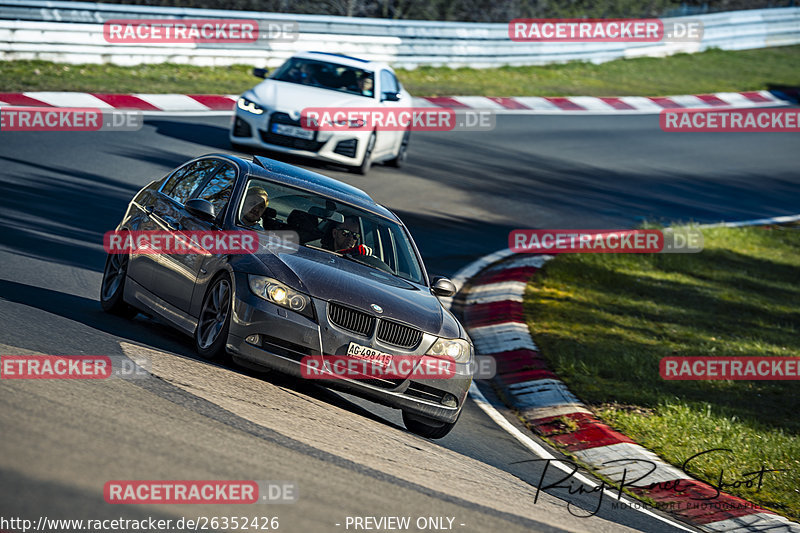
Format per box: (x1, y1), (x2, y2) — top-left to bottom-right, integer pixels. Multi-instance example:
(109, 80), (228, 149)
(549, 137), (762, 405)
(252, 80), (374, 116)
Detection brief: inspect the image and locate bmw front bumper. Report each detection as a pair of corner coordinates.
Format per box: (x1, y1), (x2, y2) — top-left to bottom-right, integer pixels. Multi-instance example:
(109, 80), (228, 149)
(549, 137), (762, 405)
(225, 272), (472, 424)
(230, 110), (370, 167)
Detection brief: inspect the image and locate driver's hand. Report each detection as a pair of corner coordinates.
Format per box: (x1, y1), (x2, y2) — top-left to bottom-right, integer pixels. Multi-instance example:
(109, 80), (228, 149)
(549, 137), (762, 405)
(343, 244), (372, 256)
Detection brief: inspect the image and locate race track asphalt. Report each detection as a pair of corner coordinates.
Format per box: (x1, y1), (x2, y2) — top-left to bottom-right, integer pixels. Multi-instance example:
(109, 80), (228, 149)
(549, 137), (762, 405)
(1, 112), (797, 533)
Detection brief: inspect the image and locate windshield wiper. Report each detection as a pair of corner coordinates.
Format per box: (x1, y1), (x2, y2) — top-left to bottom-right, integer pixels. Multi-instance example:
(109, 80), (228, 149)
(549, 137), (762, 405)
(303, 244), (331, 253)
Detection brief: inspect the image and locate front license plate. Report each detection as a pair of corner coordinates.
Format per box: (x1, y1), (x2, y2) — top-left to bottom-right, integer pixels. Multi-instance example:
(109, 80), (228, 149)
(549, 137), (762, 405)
(347, 342), (393, 368)
(272, 123), (315, 140)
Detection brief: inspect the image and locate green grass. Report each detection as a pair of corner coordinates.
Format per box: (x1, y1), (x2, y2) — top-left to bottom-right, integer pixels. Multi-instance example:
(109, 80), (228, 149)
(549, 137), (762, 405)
(1, 45), (799, 96)
(401, 46), (800, 96)
(524, 226), (800, 520)
(0, 62), (256, 94)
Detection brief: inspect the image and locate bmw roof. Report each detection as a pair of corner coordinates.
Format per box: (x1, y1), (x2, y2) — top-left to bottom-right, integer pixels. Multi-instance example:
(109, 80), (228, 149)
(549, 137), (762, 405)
(291, 51), (393, 73)
(307, 51), (369, 63)
(245, 155), (396, 220)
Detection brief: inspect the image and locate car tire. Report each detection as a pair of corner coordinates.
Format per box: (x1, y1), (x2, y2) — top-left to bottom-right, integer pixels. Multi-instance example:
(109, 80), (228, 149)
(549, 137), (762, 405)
(195, 273), (233, 362)
(354, 132), (376, 175)
(100, 252), (138, 319)
(402, 410), (458, 439)
(386, 131), (410, 168)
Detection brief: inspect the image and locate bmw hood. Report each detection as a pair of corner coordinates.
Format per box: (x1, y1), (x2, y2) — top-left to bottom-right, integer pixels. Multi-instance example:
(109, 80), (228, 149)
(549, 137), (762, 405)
(252, 247), (459, 338)
(250, 80), (373, 116)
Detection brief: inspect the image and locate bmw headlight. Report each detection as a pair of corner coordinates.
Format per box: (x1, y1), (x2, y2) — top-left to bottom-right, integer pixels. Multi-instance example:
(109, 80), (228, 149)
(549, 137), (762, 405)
(248, 275), (314, 319)
(238, 97), (265, 115)
(426, 338), (472, 363)
(330, 118), (365, 128)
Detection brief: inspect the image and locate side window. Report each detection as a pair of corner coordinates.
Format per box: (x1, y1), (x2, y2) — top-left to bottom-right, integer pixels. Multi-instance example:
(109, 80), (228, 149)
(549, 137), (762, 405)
(375, 225), (397, 270)
(361, 218), (379, 255)
(160, 165), (190, 194)
(380, 70), (398, 96)
(162, 160), (219, 205)
(392, 226), (422, 282)
(196, 163), (236, 215)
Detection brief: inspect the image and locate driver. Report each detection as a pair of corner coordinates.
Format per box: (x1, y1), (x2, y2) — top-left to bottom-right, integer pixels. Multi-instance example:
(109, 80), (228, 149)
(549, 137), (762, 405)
(331, 216), (372, 255)
(284, 63), (304, 83)
(357, 74), (374, 97)
(241, 186), (269, 229)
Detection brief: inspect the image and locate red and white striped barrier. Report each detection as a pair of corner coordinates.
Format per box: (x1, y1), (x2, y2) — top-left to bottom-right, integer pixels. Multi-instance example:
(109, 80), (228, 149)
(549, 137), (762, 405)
(0, 92), (239, 112)
(419, 91), (787, 112)
(457, 252), (800, 532)
(0, 91), (788, 113)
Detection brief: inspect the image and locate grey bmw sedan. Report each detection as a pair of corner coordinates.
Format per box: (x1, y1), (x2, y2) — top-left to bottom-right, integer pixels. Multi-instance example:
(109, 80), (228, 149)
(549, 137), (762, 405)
(101, 154), (473, 438)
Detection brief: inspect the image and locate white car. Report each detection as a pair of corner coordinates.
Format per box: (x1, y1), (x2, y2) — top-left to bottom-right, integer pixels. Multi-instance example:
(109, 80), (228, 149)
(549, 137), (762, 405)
(230, 51), (412, 174)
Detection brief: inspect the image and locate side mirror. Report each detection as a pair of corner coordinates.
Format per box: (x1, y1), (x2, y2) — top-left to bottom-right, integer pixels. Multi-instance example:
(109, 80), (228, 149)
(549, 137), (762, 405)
(431, 276), (457, 297)
(185, 198), (216, 222)
(253, 67), (269, 79)
(381, 92), (401, 102)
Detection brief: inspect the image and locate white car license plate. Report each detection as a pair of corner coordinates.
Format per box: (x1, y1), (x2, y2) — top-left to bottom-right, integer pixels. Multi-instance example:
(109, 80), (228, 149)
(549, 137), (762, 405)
(272, 123), (314, 140)
(347, 342), (393, 368)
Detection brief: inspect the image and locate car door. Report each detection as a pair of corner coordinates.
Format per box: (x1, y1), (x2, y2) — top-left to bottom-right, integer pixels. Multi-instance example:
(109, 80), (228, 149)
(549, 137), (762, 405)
(183, 162), (239, 318)
(375, 70), (405, 157)
(146, 158), (223, 312)
(125, 165), (190, 290)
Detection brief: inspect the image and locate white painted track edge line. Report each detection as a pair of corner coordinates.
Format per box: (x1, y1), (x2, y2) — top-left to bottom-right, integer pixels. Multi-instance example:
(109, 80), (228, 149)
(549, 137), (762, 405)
(138, 110), (234, 116)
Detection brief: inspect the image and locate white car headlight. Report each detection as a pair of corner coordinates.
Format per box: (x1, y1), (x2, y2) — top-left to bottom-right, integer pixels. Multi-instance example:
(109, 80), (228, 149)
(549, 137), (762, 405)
(325, 118), (365, 129)
(238, 97), (265, 115)
(426, 338), (472, 364)
(248, 275), (313, 319)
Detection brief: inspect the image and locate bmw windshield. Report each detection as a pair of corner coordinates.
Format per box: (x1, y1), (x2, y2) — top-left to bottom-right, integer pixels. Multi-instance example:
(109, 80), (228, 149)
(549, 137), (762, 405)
(238, 178), (425, 285)
(271, 57), (375, 98)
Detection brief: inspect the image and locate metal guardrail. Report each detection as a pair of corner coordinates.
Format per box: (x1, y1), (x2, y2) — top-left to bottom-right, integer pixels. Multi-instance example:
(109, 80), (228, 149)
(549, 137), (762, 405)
(0, 0), (798, 67)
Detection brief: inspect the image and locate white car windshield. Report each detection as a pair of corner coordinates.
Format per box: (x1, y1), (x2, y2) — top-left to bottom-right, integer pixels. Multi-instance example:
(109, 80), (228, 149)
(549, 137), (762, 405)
(271, 58), (375, 98)
(239, 178), (424, 285)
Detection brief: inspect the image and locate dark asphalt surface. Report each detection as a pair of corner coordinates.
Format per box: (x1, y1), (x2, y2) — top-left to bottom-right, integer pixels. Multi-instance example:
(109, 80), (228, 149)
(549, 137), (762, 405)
(1, 112), (798, 533)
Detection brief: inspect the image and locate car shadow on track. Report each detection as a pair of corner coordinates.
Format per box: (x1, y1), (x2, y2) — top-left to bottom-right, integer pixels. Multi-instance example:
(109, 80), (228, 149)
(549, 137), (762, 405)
(146, 119), (392, 176)
(0, 155), (141, 273)
(0, 277), (404, 431)
(0, 279), (687, 530)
